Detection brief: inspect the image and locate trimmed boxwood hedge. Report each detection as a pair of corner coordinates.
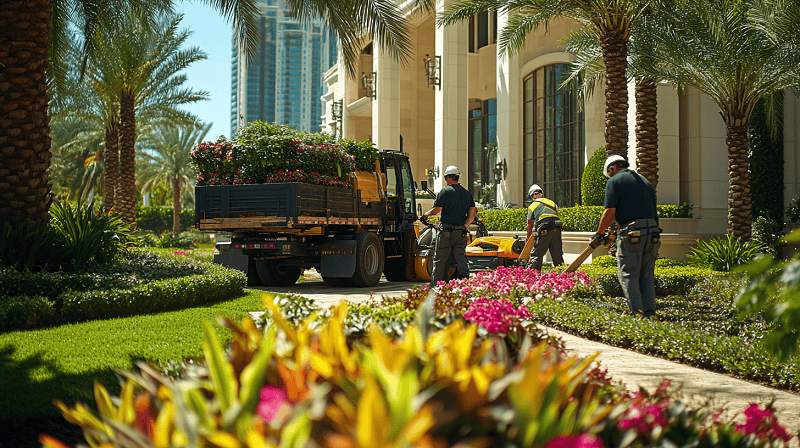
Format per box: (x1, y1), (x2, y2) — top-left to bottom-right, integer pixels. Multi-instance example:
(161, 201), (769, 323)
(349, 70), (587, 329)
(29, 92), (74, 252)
(0, 250), (246, 331)
(60, 263), (245, 320)
(478, 204), (693, 232)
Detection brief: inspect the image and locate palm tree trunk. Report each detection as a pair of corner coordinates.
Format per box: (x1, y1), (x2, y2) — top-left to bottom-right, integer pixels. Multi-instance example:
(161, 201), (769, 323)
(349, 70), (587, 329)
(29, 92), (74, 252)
(726, 121), (752, 240)
(635, 79), (659, 196)
(103, 121), (119, 213)
(0, 0), (53, 226)
(117, 92), (137, 224)
(600, 30), (629, 158)
(172, 176), (181, 236)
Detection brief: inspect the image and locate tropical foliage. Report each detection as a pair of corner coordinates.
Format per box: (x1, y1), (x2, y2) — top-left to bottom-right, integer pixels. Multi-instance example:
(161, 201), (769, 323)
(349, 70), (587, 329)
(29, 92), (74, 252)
(687, 234), (762, 272)
(633, 0), (800, 240)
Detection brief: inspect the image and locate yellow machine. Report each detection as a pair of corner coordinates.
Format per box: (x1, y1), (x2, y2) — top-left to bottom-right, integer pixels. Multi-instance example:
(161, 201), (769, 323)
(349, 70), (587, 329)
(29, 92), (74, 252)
(413, 218), (526, 282)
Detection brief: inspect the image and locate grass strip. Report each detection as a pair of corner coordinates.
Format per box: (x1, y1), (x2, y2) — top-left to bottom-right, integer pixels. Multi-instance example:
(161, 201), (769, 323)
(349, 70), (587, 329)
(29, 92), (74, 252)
(0, 289), (267, 421)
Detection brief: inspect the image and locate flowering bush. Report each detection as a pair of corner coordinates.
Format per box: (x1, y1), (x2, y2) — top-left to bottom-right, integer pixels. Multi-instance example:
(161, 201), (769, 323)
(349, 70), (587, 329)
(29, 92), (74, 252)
(464, 297), (531, 333)
(190, 123), (379, 189)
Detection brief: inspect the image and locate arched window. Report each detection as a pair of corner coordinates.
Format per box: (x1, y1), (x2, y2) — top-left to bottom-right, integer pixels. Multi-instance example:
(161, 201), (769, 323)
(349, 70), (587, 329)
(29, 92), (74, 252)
(522, 64), (585, 207)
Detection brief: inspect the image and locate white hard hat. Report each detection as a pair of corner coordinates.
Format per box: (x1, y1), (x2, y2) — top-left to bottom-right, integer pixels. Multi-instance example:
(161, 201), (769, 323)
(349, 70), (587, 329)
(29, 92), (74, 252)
(443, 165), (460, 176)
(528, 184), (542, 197)
(603, 155), (627, 178)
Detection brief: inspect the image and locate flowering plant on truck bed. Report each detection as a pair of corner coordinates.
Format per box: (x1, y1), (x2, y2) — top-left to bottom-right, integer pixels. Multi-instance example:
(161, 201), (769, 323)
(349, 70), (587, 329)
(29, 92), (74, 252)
(191, 122), (379, 187)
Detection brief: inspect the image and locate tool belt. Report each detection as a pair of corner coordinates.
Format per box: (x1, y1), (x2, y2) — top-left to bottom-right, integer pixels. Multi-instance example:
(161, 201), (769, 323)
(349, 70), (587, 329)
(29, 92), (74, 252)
(619, 222), (662, 244)
(536, 219), (563, 232)
(441, 223), (468, 237)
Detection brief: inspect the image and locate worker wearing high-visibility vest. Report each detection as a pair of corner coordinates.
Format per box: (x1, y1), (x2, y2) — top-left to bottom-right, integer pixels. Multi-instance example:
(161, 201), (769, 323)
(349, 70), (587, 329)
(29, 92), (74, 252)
(525, 185), (564, 270)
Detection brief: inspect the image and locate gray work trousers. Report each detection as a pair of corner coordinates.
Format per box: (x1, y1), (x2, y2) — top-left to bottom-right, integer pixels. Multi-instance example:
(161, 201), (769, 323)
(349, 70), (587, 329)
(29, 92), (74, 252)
(430, 227), (469, 287)
(616, 219), (661, 317)
(530, 227), (564, 270)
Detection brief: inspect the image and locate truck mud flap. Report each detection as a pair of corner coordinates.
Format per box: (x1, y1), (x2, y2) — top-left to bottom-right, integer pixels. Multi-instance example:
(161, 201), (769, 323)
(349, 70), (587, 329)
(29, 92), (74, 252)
(320, 240), (357, 278)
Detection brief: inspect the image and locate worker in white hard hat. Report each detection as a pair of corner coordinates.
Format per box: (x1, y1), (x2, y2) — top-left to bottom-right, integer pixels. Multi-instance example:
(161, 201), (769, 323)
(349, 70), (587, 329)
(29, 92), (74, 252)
(525, 184), (564, 270)
(595, 154), (661, 319)
(421, 165), (476, 287)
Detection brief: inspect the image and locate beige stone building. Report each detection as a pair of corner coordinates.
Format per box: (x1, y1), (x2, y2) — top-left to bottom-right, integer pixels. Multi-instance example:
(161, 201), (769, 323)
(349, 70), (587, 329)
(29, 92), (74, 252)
(320, 5), (800, 236)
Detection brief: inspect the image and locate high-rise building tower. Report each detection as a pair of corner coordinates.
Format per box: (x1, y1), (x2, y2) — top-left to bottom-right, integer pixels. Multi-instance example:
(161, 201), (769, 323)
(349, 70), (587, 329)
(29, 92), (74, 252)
(230, 0), (337, 135)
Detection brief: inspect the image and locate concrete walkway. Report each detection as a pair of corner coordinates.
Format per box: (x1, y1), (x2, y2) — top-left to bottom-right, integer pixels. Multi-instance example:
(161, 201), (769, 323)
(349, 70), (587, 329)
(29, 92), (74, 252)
(252, 276), (800, 437)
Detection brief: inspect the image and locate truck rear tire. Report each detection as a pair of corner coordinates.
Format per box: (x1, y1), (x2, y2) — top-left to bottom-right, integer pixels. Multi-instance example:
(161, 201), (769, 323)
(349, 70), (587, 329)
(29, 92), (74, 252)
(384, 229), (417, 282)
(255, 259), (301, 286)
(349, 232), (384, 287)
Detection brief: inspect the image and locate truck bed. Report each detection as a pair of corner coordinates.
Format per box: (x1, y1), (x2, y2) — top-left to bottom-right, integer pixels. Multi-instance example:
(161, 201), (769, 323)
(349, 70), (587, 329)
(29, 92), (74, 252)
(195, 182), (385, 231)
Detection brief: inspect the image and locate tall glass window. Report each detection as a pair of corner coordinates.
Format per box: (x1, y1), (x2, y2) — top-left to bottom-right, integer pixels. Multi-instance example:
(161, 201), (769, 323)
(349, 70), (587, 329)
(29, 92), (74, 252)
(468, 99), (497, 198)
(523, 64), (584, 207)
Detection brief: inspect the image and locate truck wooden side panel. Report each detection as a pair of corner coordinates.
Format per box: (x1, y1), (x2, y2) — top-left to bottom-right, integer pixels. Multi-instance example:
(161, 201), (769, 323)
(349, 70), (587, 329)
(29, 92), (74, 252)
(195, 183), (385, 231)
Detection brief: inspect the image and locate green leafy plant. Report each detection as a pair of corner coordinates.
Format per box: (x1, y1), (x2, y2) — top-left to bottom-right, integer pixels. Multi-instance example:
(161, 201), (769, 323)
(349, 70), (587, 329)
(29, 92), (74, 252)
(581, 146), (607, 206)
(48, 200), (133, 272)
(737, 228), (800, 361)
(0, 220), (67, 272)
(752, 215), (785, 255)
(786, 194), (800, 223)
(135, 205), (193, 233)
(687, 234), (762, 272)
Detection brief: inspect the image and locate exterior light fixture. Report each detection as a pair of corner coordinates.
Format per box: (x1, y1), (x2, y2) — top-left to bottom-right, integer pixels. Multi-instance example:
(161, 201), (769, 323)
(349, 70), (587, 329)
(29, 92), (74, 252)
(424, 166), (439, 180)
(361, 71), (377, 99)
(424, 54), (441, 90)
(331, 99), (343, 137)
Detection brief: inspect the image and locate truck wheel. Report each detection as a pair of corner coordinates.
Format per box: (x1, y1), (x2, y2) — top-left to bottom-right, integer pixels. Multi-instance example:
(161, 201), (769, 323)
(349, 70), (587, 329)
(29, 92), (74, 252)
(246, 255), (264, 286)
(255, 259), (301, 286)
(350, 232), (385, 287)
(384, 229), (417, 282)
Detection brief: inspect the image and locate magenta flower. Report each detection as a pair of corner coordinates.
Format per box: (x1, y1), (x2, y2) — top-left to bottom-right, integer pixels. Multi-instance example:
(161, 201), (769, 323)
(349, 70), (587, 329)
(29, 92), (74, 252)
(172, 250), (187, 256)
(257, 385), (289, 423)
(735, 403), (792, 442)
(463, 298), (531, 333)
(544, 434), (604, 448)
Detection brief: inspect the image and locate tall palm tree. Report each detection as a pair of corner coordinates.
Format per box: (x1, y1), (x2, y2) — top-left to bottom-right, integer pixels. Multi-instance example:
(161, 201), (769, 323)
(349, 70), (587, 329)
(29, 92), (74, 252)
(635, 0), (800, 239)
(137, 121), (211, 235)
(2, 0), (411, 227)
(438, 0), (654, 158)
(561, 27), (660, 195)
(87, 9), (209, 224)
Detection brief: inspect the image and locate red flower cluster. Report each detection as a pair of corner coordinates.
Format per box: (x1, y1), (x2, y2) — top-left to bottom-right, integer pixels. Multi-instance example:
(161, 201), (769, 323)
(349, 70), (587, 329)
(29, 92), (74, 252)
(191, 141), (237, 186)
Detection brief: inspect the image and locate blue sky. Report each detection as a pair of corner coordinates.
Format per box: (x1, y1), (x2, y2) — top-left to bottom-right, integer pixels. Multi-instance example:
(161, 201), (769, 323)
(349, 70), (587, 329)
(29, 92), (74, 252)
(176, 3), (234, 142)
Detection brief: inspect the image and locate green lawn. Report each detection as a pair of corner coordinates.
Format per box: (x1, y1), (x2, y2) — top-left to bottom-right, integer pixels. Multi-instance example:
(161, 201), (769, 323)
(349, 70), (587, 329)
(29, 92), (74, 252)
(0, 289), (266, 421)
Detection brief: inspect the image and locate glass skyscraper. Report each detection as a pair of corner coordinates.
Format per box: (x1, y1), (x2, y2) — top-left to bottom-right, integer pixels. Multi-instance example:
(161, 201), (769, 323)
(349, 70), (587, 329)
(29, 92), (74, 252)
(230, 0), (338, 134)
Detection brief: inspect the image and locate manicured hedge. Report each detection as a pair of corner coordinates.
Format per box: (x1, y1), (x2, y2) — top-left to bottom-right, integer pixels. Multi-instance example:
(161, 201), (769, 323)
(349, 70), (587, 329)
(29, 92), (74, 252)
(136, 205), (194, 233)
(60, 263), (245, 320)
(0, 250), (246, 331)
(479, 204), (693, 232)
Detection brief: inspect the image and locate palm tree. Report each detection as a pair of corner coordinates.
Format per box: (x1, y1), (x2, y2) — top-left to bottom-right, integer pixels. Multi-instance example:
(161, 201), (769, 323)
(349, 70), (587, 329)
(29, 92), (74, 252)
(1, 0), (413, 227)
(635, 0), (800, 239)
(561, 23), (660, 195)
(87, 9), (209, 224)
(137, 121), (211, 235)
(48, 114), (106, 202)
(438, 0), (654, 159)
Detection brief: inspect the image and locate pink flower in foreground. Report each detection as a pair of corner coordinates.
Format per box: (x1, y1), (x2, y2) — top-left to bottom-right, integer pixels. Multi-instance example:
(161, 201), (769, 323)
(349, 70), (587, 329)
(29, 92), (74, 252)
(735, 403), (792, 442)
(257, 385), (289, 422)
(172, 250), (188, 256)
(544, 434), (604, 448)
(463, 298), (530, 333)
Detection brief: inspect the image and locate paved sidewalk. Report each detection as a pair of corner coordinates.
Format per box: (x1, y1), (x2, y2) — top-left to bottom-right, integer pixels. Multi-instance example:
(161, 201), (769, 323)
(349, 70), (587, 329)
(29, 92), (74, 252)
(253, 278), (800, 438)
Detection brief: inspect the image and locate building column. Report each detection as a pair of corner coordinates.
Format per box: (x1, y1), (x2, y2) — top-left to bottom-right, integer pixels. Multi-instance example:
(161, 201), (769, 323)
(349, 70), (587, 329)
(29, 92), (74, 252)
(434, 0), (469, 191)
(495, 10), (520, 206)
(373, 45), (401, 151)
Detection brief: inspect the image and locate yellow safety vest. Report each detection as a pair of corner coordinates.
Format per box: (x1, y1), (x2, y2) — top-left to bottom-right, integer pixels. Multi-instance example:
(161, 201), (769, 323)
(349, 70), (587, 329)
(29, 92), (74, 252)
(528, 198), (559, 224)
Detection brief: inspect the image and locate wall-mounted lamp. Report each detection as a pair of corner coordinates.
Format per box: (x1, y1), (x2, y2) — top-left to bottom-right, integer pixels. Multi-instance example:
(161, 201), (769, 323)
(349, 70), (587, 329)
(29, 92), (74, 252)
(424, 166), (439, 180)
(424, 54), (441, 90)
(493, 158), (507, 184)
(361, 71), (377, 99)
(330, 99), (343, 138)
